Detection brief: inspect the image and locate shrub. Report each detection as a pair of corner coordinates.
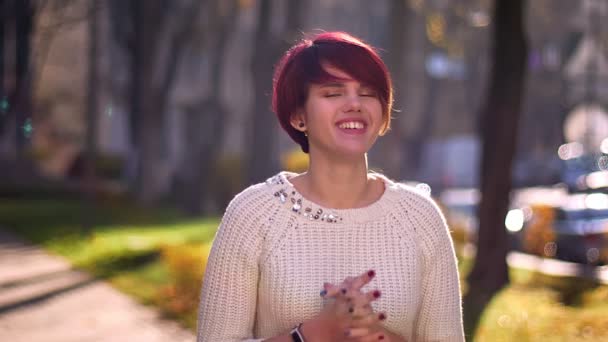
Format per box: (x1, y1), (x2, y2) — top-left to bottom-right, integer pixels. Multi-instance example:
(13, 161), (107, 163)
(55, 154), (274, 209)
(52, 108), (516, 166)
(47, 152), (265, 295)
(281, 148), (309, 173)
(157, 243), (212, 328)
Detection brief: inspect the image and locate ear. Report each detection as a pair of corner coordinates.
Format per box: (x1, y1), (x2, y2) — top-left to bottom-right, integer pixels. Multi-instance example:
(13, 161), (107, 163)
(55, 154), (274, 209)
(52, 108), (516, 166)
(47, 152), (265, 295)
(289, 109), (307, 132)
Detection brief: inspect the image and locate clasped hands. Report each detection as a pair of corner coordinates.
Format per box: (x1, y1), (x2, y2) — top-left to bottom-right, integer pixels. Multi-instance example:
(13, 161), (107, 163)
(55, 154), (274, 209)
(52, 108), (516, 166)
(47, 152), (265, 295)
(302, 269), (404, 342)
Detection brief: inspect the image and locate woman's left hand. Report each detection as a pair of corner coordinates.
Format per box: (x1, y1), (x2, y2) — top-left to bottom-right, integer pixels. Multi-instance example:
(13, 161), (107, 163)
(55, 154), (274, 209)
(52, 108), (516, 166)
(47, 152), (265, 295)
(321, 270), (407, 342)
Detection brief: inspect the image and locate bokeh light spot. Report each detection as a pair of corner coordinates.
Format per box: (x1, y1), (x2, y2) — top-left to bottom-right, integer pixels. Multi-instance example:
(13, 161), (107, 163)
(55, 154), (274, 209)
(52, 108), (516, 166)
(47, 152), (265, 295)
(598, 156), (608, 170)
(23, 118), (34, 138)
(587, 248), (600, 263)
(601, 138), (608, 154)
(468, 10), (490, 27)
(582, 325), (594, 338)
(0, 97), (8, 113)
(497, 314), (511, 328)
(505, 209), (524, 232)
(543, 241), (557, 257)
(584, 193), (608, 209)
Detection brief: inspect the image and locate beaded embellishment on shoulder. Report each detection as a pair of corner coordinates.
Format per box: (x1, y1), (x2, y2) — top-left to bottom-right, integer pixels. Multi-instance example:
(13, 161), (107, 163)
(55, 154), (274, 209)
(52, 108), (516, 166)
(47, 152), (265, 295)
(265, 174), (343, 223)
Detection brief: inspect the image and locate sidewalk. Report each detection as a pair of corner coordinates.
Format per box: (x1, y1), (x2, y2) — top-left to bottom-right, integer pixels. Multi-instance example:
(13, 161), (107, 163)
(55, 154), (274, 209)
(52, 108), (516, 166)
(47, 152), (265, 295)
(0, 229), (196, 342)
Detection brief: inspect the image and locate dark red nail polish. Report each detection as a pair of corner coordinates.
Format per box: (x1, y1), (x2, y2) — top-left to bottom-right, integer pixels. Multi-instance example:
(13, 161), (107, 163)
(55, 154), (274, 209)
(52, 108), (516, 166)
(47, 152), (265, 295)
(368, 270), (376, 278)
(373, 290), (381, 298)
(379, 313), (386, 320)
(341, 288), (347, 295)
(348, 307), (354, 313)
(378, 335), (385, 340)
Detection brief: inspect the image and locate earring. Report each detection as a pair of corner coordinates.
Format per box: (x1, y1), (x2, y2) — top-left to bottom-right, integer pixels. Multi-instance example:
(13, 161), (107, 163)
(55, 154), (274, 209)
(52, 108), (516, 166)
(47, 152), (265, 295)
(298, 122), (305, 128)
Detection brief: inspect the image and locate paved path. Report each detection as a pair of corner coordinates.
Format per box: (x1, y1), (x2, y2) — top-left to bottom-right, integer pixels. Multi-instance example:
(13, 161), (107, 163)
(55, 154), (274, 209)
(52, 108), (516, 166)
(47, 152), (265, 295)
(0, 229), (196, 342)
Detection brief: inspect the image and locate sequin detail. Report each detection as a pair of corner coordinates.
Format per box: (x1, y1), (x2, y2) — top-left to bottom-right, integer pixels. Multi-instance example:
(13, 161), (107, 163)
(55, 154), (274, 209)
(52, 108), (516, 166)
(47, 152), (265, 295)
(266, 175), (343, 223)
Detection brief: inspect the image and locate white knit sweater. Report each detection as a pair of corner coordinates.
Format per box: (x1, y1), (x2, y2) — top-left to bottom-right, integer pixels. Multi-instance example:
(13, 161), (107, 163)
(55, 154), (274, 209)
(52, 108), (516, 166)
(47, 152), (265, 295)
(197, 172), (464, 341)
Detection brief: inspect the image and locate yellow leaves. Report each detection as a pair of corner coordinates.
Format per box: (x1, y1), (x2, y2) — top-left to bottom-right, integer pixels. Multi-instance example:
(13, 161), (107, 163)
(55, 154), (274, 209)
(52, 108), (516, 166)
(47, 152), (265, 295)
(426, 12), (446, 48)
(281, 148), (309, 173)
(523, 205), (557, 258)
(157, 243), (211, 325)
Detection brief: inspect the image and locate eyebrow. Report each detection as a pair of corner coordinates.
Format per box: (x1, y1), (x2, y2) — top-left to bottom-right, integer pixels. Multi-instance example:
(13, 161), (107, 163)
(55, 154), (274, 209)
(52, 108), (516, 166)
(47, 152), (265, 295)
(318, 82), (374, 89)
(318, 82), (347, 89)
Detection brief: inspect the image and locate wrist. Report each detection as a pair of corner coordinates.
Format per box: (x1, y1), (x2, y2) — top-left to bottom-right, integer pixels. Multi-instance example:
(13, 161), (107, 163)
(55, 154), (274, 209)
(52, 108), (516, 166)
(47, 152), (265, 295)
(299, 319), (319, 341)
(299, 317), (334, 342)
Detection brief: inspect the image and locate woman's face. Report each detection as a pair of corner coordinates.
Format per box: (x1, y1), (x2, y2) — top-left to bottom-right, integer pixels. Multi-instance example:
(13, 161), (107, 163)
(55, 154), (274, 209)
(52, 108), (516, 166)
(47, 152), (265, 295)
(297, 64), (383, 158)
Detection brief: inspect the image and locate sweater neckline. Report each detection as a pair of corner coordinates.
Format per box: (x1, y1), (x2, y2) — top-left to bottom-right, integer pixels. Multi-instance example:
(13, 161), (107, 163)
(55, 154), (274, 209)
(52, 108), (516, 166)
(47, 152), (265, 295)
(265, 171), (400, 224)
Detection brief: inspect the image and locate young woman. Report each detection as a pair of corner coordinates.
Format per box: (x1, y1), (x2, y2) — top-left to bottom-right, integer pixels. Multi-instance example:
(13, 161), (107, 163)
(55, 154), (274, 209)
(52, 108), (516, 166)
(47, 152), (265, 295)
(197, 31), (464, 342)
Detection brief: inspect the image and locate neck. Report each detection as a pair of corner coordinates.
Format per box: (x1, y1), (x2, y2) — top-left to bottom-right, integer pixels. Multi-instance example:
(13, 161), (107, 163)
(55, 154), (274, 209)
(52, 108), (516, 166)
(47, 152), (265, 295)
(296, 150), (374, 209)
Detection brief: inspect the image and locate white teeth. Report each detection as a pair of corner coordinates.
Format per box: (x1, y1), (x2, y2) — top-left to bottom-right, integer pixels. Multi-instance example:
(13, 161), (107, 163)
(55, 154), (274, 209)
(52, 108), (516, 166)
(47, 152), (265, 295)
(339, 121), (364, 129)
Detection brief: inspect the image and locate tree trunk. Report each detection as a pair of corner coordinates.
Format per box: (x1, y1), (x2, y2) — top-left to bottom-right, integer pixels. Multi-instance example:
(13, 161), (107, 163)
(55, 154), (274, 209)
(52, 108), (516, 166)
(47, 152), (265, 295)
(0, 0), (5, 135)
(401, 30), (440, 183)
(370, 0), (411, 180)
(129, 0), (201, 205)
(176, 0), (238, 215)
(13, 0), (33, 159)
(81, 1), (99, 235)
(463, 0), (528, 339)
(247, 0), (302, 184)
(248, 0), (278, 184)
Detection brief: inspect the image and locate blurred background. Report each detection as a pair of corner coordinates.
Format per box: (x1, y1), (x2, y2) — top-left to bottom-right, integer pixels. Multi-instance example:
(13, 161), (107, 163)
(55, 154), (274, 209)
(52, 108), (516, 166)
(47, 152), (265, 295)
(1, 0), (608, 341)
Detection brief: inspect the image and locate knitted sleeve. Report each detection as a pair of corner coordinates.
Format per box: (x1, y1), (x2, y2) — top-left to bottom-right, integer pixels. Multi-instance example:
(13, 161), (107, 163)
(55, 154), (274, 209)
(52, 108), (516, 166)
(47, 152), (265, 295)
(410, 194), (465, 342)
(197, 187), (267, 342)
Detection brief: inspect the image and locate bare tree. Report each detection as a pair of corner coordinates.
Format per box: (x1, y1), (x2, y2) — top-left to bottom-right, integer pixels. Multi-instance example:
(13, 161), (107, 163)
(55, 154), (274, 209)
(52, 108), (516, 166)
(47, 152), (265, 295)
(463, 0), (528, 338)
(174, 0), (239, 215)
(247, 0), (303, 184)
(5, 0), (35, 160)
(0, 0), (5, 135)
(370, 0), (413, 179)
(108, 0), (202, 205)
(81, 0), (99, 234)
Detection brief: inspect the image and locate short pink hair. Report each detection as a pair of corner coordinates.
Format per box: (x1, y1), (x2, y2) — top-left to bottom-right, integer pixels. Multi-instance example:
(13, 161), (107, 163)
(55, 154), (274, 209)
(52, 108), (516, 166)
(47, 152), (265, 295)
(272, 31), (393, 153)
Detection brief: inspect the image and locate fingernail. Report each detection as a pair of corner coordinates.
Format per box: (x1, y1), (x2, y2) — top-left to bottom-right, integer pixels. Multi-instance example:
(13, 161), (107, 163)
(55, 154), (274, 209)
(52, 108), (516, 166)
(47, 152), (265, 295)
(368, 270), (376, 278)
(373, 290), (381, 298)
(320, 289), (327, 297)
(378, 335), (385, 340)
(379, 313), (386, 320)
(341, 288), (347, 295)
(348, 307), (354, 313)
(344, 329), (350, 337)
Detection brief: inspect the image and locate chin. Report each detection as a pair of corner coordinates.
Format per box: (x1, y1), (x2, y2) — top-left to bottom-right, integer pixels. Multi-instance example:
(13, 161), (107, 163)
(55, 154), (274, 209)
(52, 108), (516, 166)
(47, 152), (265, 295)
(334, 145), (372, 158)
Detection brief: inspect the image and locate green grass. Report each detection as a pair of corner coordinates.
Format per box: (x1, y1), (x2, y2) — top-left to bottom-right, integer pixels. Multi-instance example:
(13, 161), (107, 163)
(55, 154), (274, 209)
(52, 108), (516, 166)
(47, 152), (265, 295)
(0, 198), (218, 266)
(2, 198), (608, 339)
(110, 261), (170, 305)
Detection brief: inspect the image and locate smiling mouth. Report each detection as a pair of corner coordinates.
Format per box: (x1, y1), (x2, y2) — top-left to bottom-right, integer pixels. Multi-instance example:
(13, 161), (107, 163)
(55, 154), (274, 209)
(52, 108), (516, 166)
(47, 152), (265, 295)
(337, 121), (366, 130)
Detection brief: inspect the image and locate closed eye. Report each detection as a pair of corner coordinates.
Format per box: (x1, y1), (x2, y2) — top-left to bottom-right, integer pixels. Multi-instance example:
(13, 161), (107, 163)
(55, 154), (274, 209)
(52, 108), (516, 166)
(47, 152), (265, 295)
(359, 87), (378, 97)
(324, 93), (342, 97)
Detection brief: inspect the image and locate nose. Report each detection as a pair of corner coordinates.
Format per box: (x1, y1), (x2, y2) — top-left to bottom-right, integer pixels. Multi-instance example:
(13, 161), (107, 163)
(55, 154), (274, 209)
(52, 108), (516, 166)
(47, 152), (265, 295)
(343, 93), (362, 112)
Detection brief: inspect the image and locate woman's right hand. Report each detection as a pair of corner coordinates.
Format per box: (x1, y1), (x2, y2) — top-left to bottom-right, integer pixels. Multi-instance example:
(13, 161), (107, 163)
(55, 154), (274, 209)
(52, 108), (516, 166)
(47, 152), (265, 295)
(300, 270), (385, 341)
